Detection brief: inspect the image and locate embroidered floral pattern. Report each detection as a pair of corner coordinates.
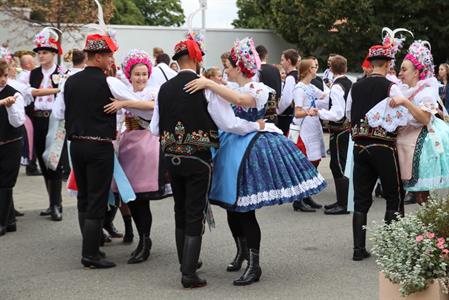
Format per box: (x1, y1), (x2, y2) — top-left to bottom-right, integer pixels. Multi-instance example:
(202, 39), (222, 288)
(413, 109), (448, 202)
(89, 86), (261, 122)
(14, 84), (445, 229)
(352, 117), (398, 141)
(161, 121), (219, 155)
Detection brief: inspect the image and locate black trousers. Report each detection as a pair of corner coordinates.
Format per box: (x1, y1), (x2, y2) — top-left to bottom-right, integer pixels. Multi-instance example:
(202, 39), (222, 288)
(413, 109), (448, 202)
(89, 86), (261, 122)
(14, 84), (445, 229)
(166, 154), (211, 237)
(70, 140), (114, 220)
(277, 115), (293, 136)
(32, 115), (63, 180)
(0, 140), (21, 188)
(329, 130), (349, 179)
(353, 140), (404, 214)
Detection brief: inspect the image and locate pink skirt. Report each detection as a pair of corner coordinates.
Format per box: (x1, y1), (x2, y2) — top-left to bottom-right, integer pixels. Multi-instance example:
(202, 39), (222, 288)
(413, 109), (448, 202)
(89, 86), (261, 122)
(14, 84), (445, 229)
(112, 130), (160, 193)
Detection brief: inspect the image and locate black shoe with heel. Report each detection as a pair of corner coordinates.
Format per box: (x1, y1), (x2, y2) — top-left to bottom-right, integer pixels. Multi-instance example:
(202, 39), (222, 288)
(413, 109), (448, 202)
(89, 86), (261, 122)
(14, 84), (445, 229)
(227, 237), (248, 272)
(233, 249), (262, 286)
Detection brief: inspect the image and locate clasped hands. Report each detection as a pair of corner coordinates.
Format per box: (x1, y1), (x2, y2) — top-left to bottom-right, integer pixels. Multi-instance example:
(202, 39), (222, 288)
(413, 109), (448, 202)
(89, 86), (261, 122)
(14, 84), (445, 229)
(0, 95), (17, 107)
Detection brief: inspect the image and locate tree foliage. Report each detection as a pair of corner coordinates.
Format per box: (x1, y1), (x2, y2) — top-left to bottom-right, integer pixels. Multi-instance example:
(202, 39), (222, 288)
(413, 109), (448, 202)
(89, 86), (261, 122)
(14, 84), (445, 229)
(110, 0), (145, 25)
(233, 0), (449, 70)
(133, 0), (185, 27)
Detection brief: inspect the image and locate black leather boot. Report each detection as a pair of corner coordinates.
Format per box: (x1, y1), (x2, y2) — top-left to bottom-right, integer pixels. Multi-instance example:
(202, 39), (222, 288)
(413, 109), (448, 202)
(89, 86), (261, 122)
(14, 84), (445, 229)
(352, 211), (370, 261)
(303, 196), (322, 209)
(176, 229), (202, 271)
(81, 219), (115, 269)
(227, 237), (248, 272)
(7, 190), (17, 232)
(122, 215), (133, 243)
(78, 212), (105, 258)
(128, 235), (151, 264)
(404, 192), (416, 205)
(233, 249), (262, 286)
(181, 235), (207, 288)
(103, 206), (122, 238)
(325, 177), (350, 215)
(324, 202), (338, 210)
(48, 180), (63, 221)
(0, 188), (12, 236)
(384, 210), (399, 225)
(26, 160), (41, 176)
(292, 200), (316, 212)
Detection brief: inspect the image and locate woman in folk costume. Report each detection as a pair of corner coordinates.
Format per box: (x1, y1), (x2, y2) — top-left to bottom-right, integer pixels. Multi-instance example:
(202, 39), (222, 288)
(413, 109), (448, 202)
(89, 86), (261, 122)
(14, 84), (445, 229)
(185, 37), (326, 286)
(289, 58), (327, 212)
(104, 49), (171, 264)
(387, 40), (449, 203)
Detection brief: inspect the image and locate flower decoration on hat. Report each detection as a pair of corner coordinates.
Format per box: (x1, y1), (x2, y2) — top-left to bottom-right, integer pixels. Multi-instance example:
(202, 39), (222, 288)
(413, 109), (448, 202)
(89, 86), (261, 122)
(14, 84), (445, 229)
(172, 32), (205, 62)
(230, 37), (261, 78)
(381, 27), (413, 67)
(367, 44), (394, 61)
(0, 46), (12, 63)
(33, 27), (63, 55)
(122, 49), (153, 82)
(84, 0), (118, 53)
(405, 40), (434, 80)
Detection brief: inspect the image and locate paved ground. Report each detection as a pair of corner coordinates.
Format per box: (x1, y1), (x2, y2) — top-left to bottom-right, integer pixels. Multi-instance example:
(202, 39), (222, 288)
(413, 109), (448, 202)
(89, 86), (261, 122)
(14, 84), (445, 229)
(1, 140), (420, 300)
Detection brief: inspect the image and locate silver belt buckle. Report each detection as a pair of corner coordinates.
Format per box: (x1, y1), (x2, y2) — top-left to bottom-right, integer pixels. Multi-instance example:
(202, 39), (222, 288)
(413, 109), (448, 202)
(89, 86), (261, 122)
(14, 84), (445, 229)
(171, 156), (181, 166)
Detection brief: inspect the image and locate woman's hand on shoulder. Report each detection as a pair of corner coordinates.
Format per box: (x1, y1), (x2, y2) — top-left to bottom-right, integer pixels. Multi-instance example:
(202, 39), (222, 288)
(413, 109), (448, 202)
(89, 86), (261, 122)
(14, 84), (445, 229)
(184, 77), (213, 94)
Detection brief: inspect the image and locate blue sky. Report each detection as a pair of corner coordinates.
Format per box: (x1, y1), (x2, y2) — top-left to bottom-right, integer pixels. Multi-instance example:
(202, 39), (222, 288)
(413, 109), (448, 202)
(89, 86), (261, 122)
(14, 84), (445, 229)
(180, 0), (238, 29)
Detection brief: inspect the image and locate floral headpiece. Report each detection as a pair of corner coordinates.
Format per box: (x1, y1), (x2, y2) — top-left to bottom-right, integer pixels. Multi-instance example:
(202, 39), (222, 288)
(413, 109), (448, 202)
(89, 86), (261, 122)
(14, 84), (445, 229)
(230, 37), (261, 78)
(367, 44), (394, 61)
(84, 0), (118, 53)
(33, 27), (63, 55)
(382, 27), (413, 68)
(122, 49), (152, 82)
(0, 46), (12, 63)
(405, 40), (434, 80)
(172, 32), (205, 62)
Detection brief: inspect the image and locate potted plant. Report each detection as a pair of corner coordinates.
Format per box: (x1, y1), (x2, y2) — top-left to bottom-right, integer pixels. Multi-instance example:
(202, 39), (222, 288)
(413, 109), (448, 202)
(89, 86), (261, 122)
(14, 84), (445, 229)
(371, 194), (449, 299)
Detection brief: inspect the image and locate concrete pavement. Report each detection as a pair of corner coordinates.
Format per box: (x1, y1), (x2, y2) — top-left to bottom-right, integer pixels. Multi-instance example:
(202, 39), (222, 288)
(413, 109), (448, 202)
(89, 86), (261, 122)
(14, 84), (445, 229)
(0, 148), (419, 300)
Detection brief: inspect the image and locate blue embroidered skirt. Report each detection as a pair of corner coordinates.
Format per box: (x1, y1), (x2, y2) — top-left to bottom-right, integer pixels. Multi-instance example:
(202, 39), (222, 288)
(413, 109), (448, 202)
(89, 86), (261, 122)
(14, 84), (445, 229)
(209, 132), (327, 212)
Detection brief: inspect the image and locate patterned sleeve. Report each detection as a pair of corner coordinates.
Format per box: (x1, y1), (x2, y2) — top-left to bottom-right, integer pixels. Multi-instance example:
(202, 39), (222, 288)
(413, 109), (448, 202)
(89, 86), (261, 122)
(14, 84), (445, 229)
(241, 82), (269, 110)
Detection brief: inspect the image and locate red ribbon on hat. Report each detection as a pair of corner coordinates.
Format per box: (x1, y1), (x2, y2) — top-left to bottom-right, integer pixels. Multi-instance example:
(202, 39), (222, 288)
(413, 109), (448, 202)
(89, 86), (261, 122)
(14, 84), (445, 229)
(185, 39), (203, 63)
(48, 38), (63, 55)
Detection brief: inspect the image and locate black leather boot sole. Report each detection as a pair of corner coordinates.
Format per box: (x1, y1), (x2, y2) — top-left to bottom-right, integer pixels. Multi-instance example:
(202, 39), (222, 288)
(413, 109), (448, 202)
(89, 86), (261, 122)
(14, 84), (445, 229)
(324, 205), (350, 215)
(324, 202), (338, 210)
(81, 256), (116, 269)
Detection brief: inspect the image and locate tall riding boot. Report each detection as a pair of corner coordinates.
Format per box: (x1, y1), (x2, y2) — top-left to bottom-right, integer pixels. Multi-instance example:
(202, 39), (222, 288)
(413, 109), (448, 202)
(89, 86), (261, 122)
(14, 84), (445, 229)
(181, 235), (207, 288)
(81, 219), (115, 269)
(227, 237), (248, 272)
(7, 190), (17, 232)
(233, 249), (262, 286)
(0, 188), (12, 236)
(352, 211), (370, 261)
(325, 177), (350, 215)
(128, 234), (151, 264)
(384, 210), (399, 225)
(103, 206), (122, 238)
(175, 228), (202, 271)
(122, 215), (134, 243)
(48, 180), (63, 221)
(40, 180), (52, 216)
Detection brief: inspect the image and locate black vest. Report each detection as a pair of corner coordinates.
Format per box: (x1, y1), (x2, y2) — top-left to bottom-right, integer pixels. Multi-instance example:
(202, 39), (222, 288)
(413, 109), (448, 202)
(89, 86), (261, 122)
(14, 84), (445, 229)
(280, 70), (298, 117)
(259, 64), (282, 124)
(0, 85), (23, 142)
(64, 67), (116, 140)
(350, 75), (395, 141)
(158, 71), (219, 156)
(327, 76), (353, 131)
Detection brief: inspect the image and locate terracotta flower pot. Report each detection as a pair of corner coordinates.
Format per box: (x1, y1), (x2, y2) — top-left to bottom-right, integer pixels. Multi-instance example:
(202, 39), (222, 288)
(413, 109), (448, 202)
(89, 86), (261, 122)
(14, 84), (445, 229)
(379, 272), (449, 300)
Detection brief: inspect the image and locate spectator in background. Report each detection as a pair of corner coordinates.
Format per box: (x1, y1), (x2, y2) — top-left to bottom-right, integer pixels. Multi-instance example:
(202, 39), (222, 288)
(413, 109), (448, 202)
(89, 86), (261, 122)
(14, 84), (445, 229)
(438, 63), (449, 110)
(323, 53), (337, 87)
(256, 45), (282, 99)
(220, 51), (231, 82)
(276, 64), (286, 83)
(310, 56), (325, 91)
(152, 47), (164, 61)
(170, 62), (179, 72)
(147, 53), (177, 89)
(204, 67), (224, 84)
(17, 53), (36, 84)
